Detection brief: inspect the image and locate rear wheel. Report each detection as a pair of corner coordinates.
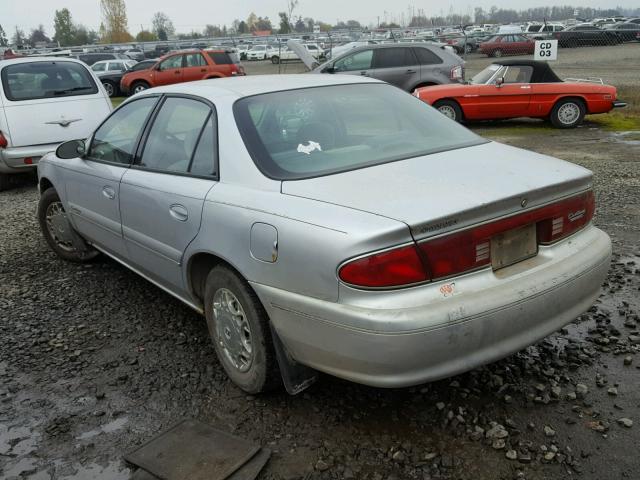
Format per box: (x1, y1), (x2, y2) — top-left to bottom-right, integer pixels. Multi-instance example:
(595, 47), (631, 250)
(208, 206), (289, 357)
(37, 188), (99, 262)
(0, 173), (11, 192)
(204, 266), (281, 394)
(271, 56), (280, 64)
(102, 81), (116, 97)
(550, 98), (585, 128)
(433, 99), (463, 123)
(131, 81), (149, 95)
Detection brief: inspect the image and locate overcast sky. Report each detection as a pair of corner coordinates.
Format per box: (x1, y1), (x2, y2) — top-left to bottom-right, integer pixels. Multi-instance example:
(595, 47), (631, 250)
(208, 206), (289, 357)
(4, 0), (637, 37)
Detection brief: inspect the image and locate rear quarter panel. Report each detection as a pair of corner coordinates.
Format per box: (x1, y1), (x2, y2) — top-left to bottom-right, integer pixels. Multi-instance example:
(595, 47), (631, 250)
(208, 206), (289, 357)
(529, 84), (617, 116)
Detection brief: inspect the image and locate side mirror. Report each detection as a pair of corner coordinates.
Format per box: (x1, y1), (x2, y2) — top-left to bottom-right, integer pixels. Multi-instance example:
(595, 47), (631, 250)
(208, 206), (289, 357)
(495, 77), (504, 87)
(56, 139), (86, 159)
(325, 65), (336, 74)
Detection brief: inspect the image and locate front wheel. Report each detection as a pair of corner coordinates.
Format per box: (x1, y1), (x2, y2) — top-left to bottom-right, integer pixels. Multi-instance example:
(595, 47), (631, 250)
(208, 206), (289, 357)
(271, 56), (280, 64)
(38, 188), (99, 262)
(492, 49), (503, 58)
(204, 266), (281, 394)
(549, 98), (585, 128)
(131, 81), (149, 95)
(433, 99), (463, 123)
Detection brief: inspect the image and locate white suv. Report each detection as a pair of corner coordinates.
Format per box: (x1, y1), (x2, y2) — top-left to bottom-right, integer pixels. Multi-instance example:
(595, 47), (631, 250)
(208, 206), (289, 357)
(0, 57), (112, 190)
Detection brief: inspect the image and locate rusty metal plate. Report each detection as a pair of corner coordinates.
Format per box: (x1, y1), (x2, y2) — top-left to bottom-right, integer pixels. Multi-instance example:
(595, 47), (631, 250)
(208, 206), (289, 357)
(491, 223), (537, 270)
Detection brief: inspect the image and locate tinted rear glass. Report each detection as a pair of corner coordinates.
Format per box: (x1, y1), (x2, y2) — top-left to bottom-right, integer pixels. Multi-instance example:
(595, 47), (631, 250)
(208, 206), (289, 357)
(2, 61), (98, 101)
(373, 47), (417, 68)
(234, 84), (485, 180)
(208, 52), (233, 64)
(413, 47), (443, 65)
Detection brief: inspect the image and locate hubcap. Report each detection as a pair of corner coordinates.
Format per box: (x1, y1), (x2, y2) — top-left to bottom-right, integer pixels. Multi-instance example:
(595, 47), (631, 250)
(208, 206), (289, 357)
(213, 288), (253, 373)
(103, 83), (114, 96)
(438, 105), (457, 120)
(45, 202), (75, 252)
(557, 103), (580, 125)
(494, 50), (502, 57)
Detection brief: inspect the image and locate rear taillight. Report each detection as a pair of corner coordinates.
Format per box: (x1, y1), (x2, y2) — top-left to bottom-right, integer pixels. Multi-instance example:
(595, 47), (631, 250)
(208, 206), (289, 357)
(450, 65), (463, 81)
(339, 190), (595, 288)
(0, 131), (7, 149)
(339, 244), (429, 288)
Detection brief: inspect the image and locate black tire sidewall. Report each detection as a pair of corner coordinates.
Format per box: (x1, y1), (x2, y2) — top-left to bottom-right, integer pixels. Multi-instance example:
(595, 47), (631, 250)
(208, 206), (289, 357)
(102, 81), (115, 97)
(550, 99), (585, 128)
(38, 189), (98, 262)
(132, 82), (148, 94)
(204, 266), (279, 394)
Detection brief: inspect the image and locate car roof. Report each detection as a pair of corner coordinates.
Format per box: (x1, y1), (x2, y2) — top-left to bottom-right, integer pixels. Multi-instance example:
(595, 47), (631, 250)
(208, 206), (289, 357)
(491, 59), (563, 83)
(141, 74), (382, 99)
(0, 56), (88, 69)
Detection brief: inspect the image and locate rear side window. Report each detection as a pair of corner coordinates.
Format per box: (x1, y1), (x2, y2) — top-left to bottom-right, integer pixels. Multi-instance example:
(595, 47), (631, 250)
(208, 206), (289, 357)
(413, 47), (443, 65)
(185, 53), (207, 67)
(373, 48), (418, 68)
(1, 61), (98, 101)
(138, 97), (214, 175)
(208, 52), (233, 65)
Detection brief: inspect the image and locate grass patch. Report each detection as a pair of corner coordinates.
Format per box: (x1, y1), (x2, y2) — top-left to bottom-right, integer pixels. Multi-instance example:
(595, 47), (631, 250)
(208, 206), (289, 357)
(111, 97), (126, 108)
(587, 85), (640, 131)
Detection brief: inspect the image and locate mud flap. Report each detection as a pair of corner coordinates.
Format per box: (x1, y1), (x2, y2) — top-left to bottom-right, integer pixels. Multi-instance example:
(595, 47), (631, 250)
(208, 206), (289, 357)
(270, 324), (318, 395)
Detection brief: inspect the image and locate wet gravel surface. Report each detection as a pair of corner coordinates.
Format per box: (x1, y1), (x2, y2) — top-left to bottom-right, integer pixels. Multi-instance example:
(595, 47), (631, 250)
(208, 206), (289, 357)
(1, 123), (639, 480)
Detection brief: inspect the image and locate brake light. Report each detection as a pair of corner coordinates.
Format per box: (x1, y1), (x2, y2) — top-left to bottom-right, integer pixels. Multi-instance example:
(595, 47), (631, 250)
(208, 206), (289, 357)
(237, 65), (246, 75)
(339, 244), (429, 288)
(339, 190), (595, 288)
(0, 131), (7, 149)
(450, 65), (463, 81)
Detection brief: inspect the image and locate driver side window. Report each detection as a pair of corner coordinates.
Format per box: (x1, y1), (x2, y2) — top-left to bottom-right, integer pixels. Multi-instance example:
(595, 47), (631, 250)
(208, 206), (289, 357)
(88, 97), (157, 164)
(333, 50), (373, 72)
(160, 55), (183, 71)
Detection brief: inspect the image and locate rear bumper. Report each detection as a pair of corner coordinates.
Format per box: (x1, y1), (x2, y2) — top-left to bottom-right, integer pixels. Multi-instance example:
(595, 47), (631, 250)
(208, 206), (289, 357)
(253, 226), (611, 388)
(612, 100), (627, 109)
(0, 144), (59, 174)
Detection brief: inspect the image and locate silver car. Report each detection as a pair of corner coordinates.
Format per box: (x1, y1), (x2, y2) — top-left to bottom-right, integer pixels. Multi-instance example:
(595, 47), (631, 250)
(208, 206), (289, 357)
(37, 75), (611, 394)
(313, 43), (465, 92)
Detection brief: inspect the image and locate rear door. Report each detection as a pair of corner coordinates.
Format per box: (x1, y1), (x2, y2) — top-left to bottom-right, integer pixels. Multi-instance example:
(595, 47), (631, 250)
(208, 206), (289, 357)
(371, 47), (421, 91)
(0, 60), (112, 147)
(413, 47), (445, 84)
(153, 54), (184, 86)
(64, 96), (158, 258)
(182, 52), (209, 82)
(119, 96), (218, 291)
(206, 51), (234, 77)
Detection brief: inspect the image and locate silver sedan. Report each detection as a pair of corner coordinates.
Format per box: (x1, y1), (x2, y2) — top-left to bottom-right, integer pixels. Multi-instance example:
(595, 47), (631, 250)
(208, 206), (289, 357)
(37, 75), (611, 394)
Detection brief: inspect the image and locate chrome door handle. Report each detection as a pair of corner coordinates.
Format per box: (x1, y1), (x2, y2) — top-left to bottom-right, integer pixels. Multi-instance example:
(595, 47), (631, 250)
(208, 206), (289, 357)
(406, 69), (417, 74)
(360, 71), (368, 76)
(102, 186), (116, 199)
(169, 204), (188, 222)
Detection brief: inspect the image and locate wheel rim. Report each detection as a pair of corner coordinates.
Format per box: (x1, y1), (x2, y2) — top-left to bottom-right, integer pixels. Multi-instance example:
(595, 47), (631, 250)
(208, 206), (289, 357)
(133, 84), (147, 94)
(494, 50), (502, 57)
(213, 288), (253, 373)
(45, 201), (75, 252)
(437, 105), (457, 120)
(557, 102), (580, 125)
(103, 83), (114, 96)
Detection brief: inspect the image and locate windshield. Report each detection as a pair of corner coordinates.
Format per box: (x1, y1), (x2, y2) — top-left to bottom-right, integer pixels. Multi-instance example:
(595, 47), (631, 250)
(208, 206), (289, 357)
(252, 46), (266, 51)
(470, 64), (501, 84)
(1, 61), (98, 101)
(234, 84), (485, 180)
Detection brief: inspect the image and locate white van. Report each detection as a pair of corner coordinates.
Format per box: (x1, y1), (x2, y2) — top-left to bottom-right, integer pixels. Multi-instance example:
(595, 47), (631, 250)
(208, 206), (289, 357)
(0, 57), (112, 190)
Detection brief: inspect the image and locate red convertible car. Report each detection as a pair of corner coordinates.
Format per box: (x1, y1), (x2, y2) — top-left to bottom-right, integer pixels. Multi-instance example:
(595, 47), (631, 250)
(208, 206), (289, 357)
(414, 60), (626, 128)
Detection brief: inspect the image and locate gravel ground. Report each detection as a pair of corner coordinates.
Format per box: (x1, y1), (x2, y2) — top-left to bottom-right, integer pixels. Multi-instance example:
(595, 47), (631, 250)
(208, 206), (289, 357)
(244, 43), (640, 86)
(1, 121), (640, 479)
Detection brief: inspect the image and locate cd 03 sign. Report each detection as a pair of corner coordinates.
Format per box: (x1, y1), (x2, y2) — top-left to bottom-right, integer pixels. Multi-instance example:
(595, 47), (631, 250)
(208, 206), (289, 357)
(534, 40), (558, 61)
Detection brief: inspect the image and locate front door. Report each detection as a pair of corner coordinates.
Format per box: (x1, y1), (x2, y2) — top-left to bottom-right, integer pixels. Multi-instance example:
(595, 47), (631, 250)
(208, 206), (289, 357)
(153, 54), (184, 86)
(331, 49), (375, 78)
(474, 65), (534, 119)
(64, 96), (158, 258)
(119, 96), (218, 293)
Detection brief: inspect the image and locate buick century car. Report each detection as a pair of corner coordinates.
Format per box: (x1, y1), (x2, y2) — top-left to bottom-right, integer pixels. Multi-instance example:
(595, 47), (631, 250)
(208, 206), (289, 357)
(415, 60), (626, 128)
(37, 75), (611, 394)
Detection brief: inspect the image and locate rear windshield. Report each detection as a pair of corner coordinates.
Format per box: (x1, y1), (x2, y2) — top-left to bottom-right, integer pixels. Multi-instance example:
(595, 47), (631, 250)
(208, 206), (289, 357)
(234, 84), (485, 180)
(2, 61), (98, 101)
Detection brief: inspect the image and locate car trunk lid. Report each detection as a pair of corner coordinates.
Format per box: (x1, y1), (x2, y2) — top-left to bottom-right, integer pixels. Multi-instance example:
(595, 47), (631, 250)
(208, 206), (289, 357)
(281, 141), (592, 241)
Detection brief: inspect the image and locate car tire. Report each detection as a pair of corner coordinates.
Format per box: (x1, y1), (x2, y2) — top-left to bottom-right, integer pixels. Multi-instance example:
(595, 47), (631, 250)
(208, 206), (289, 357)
(433, 99), (463, 122)
(131, 81), (150, 95)
(102, 81), (116, 97)
(271, 56), (280, 64)
(464, 44), (472, 54)
(0, 173), (11, 192)
(204, 265), (281, 394)
(549, 98), (586, 128)
(38, 188), (99, 262)
(492, 49), (503, 58)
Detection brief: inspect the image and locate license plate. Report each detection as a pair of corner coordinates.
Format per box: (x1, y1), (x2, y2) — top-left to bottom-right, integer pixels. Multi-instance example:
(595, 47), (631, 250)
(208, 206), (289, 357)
(491, 223), (537, 270)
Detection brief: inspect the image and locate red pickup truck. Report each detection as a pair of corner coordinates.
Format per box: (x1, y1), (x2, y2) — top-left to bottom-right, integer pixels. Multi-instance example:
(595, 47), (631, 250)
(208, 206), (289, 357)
(121, 49), (245, 95)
